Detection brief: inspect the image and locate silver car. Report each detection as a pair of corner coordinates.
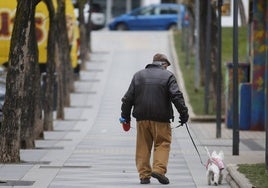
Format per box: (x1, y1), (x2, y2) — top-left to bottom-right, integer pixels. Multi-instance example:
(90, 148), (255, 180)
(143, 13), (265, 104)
(74, 3), (105, 30)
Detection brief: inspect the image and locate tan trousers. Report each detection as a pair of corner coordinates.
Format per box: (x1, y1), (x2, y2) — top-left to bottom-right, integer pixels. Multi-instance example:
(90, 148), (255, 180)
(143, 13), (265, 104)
(136, 120), (171, 179)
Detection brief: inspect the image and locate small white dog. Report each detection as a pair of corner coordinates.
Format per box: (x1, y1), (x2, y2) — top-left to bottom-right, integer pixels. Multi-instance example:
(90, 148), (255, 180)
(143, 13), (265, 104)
(205, 147), (224, 186)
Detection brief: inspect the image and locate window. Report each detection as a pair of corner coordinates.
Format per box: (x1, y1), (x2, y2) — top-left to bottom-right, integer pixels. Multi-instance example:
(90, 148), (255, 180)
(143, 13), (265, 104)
(222, 0), (231, 16)
(159, 8), (170, 14)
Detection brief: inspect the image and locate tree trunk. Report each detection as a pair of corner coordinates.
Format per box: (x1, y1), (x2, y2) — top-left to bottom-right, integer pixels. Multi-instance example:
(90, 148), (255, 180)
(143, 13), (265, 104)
(78, 1), (89, 70)
(55, 42), (64, 119)
(32, 47), (43, 141)
(210, 3), (219, 112)
(0, 0), (41, 162)
(57, 0), (73, 109)
(238, 0), (247, 26)
(54, 0), (71, 119)
(198, 1), (219, 113)
(19, 1), (43, 149)
(86, 0), (92, 53)
(43, 0), (56, 131)
(199, 0), (207, 86)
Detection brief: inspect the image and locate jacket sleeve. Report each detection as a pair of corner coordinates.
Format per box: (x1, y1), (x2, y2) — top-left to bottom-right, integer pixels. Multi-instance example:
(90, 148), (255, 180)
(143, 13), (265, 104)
(121, 77), (135, 122)
(168, 75), (188, 116)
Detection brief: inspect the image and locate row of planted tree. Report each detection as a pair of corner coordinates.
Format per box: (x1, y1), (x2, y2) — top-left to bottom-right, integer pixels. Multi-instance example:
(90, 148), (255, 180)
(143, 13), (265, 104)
(0, 0), (92, 163)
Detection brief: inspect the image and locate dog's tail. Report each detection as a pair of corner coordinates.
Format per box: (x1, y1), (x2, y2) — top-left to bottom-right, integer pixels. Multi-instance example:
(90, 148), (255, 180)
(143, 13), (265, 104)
(205, 146), (212, 160)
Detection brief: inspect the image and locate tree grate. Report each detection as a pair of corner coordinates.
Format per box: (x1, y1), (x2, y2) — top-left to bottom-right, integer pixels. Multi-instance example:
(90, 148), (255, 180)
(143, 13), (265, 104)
(87, 60), (106, 63)
(55, 118), (87, 121)
(84, 69), (104, 72)
(35, 146), (64, 150)
(21, 160), (51, 165)
(69, 105), (93, 108)
(76, 79), (100, 82)
(51, 129), (81, 132)
(39, 165), (91, 169)
(0, 180), (35, 186)
(91, 51), (109, 54)
(42, 138), (72, 141)
(73, 91), (97, 94)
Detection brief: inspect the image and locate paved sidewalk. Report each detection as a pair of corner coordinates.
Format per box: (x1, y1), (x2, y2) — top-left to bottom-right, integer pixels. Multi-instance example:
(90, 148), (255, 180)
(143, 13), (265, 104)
(0, 31), (265, 188)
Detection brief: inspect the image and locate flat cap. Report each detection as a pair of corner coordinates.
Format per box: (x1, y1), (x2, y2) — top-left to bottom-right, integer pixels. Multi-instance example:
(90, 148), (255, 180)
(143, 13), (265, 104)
(153, 53), (171, 66)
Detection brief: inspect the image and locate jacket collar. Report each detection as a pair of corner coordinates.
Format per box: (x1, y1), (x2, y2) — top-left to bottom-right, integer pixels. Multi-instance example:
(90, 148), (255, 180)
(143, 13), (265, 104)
(145, 63), (165, 69)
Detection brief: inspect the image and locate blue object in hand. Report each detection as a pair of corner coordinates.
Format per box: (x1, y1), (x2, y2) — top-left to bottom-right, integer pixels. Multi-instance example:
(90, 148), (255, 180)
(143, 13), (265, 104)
(119, 117), (130, 131)
(119, 117), (126, 123)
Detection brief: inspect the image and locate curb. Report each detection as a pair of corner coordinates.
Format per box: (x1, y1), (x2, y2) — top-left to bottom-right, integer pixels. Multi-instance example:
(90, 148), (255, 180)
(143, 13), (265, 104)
(225, 164), (254, 188)
(190, 115), (225, 122)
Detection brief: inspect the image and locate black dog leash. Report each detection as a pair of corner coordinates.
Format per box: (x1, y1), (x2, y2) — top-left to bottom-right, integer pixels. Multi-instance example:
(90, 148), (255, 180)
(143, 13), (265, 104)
(173, 123), (206, 167)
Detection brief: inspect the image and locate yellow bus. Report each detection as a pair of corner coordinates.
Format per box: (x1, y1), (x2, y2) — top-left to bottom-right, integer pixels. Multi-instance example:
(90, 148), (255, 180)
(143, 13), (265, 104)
(0, 0), (79, 73)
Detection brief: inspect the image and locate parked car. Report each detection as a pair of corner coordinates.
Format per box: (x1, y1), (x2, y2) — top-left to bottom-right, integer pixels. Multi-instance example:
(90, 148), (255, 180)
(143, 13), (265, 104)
(108, 3), (187, 31)
(74, 3), (105, 30)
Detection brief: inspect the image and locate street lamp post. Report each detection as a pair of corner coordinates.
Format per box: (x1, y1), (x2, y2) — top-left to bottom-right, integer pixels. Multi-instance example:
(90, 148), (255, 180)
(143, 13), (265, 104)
(194, 0), (200, 91)
(264, 0), (268, 171)
(216, 0), (222, 138)
(204, 0), (211, 114)
(233, 0), (239, 156)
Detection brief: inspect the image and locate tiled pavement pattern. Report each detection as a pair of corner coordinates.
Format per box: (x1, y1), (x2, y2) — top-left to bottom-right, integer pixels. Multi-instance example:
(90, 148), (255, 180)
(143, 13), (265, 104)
(0, 31), (265, 188)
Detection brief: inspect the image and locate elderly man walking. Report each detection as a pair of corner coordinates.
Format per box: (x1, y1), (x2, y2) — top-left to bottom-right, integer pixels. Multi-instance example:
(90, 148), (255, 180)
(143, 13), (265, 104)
(120, 53), (189, 185)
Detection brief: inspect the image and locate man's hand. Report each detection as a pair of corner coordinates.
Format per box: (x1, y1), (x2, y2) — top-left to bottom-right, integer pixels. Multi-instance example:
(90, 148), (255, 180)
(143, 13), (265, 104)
(119, 117), (131, 131)
(179, 113), (189, 125)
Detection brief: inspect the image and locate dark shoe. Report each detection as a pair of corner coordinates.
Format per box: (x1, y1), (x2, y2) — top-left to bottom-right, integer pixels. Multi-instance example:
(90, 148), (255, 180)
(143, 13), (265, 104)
(140, 178), (150, 184)
(151, 172), (169, 184)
